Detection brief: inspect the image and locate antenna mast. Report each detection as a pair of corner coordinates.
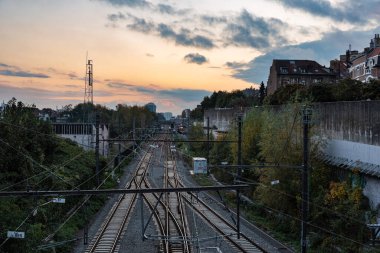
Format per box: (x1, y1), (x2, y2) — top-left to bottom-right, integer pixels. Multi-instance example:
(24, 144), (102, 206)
(84, 60), (93, 105)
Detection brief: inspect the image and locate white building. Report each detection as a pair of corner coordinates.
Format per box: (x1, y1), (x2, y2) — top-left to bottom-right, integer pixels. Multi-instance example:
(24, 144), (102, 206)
(162, 112), (173, 121)
(52, 123), (109, 156)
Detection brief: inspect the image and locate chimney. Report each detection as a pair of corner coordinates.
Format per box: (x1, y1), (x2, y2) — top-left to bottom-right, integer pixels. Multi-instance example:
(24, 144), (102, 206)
(370, 39), (374, 49)
(374, 34), (380, 47)
(346, 49), (351, 67)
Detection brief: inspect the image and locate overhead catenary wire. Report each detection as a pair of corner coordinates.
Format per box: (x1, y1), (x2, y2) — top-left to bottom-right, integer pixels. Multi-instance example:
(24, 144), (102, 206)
(203, 172), (372, 249)
(42, 151), (133, 243)
(0, 119), (99, 149)
(0, 171), (49, 191)
(247, 196), (373, 249)
(0, 138), (80, 190)
(226, 171), (370, 229)
(41, 138), (148, 242)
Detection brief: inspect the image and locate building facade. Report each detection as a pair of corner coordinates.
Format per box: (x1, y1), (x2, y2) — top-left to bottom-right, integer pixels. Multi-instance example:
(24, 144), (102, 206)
(349, 34), (380, 82)
(52, 123), (110, 156)
(145, 102), (156, 113)
(267, 60), (336, 95)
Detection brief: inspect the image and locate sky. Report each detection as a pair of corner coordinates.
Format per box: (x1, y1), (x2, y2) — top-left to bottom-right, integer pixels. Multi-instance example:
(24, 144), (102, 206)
(0, 0), (379, 114)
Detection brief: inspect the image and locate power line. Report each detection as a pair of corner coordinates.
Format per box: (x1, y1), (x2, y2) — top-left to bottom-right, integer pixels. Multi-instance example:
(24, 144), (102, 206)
(0, 171), (49, 191)
(247, 198), (372, 249)
(228, 172), (370, 228)
(0, 138), (79, 190)
(42, 140), (148, 241)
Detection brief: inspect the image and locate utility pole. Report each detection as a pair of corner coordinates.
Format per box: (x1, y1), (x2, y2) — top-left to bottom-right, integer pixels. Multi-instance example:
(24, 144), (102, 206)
(133, 116), (136, 153)
(95, 113), (100, 186)
(301, 106), (312, 253)
(236, 115), (242, 239)
(206, 117), (210, 175)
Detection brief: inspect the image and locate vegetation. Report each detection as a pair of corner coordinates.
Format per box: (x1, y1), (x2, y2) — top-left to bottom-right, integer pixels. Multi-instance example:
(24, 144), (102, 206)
(0, 98), (147, 252)
(186, 100), (376, 252)
(266, 78), (380, 105)
(190, 89), (262, 120)
(57, 103), (156, 138)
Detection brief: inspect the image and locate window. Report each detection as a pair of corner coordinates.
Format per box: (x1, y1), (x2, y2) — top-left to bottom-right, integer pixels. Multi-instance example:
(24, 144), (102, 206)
(280, 67), (288, 74)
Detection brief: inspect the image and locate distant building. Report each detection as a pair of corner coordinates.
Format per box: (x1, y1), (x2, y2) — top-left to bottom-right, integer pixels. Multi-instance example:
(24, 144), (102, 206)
(145, 102), (156, 113)
(267, 59), (336, 95)
(349, 34), (380, 82)
(162, 112), (173, 121)
(182, 109), (190, 118)
(52, 123), (109, 156)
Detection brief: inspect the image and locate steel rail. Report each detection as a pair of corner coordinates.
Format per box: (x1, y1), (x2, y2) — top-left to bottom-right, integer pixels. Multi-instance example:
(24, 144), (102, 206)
(167, 145), (192, 252)
(86, 144), (154, 253)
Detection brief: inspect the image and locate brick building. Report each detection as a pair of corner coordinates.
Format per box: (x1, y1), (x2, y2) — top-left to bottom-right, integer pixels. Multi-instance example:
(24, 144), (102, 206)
(267, 59), (336, 95)
(349, 34), (380, 82)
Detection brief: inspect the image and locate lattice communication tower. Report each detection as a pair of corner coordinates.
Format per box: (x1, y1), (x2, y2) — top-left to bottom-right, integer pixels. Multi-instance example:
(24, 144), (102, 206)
(84, 60), (93, 105)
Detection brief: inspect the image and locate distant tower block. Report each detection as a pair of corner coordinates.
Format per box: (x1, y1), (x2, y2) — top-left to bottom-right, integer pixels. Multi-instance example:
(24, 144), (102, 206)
(84, 60), (93, 104)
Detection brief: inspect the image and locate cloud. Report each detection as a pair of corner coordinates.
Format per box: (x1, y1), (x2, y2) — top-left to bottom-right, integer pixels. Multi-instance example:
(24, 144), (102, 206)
(146, 53), (154, 57)
(0, 70), (50, 78)
(272, 0), (377, 24)
(108, 8), (292, 50)
(127, 17), (155, 33)
(200, 15), (227, 25)
(125, 16), (216, 49)
(107, 12), (126, 22)
(155, 3), (189, 16)
(224, 9), (288, 49)
(157, 3), (175, 15)
(107, 82), (135, 88)
(106, 80), (210, 102)
(0, 63), (12, 68)
(184, 53), (208, 65)
(157, 23), (215, 49)
(100, 0), (150, 8)
(230, 28), (380, 84)
(158, 89), (211, 102)
(64, 84), (79, 88)
(225, 61), (249, 70)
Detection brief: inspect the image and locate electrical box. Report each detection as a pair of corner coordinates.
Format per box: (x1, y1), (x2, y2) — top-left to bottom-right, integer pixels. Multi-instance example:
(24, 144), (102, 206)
(193, 157), (207, 174)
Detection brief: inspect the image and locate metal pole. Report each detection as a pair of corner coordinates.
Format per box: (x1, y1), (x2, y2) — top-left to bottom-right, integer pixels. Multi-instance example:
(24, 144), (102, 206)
(95, 113), (100, 186)
(133, 116), (136, 155)
(301, 106), (311, 253)
(237, 115), (242, 239)
(140, 193), (145, 241)
(207, 117), (210, 175)
(84, 201), (88, 245)
(118, 142), (121, 166)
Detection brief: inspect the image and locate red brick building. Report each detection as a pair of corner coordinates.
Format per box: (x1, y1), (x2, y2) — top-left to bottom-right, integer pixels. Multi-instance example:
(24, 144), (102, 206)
(267, 59), (336, 95)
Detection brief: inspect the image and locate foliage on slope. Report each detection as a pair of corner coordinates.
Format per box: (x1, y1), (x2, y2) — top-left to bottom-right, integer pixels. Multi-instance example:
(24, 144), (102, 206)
(0, 99), (113, 252)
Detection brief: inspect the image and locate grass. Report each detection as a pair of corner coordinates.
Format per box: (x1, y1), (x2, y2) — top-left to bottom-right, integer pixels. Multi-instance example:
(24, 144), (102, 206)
(192, 174), (215, 186)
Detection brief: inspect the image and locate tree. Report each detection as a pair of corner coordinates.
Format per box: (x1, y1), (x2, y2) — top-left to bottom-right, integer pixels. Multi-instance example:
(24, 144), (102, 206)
(259, 81), (266, 105)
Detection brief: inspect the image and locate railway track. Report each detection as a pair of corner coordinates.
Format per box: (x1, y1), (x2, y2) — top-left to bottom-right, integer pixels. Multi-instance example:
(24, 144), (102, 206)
(143, 137), (192, 253)
(85, 147), (153, 253)
(166, 141), (266, 253)
(83, 133), (291, 253)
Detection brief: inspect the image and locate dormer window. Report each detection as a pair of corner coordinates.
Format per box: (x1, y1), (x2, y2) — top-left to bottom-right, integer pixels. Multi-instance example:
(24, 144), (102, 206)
(280, 67), (288, 74)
